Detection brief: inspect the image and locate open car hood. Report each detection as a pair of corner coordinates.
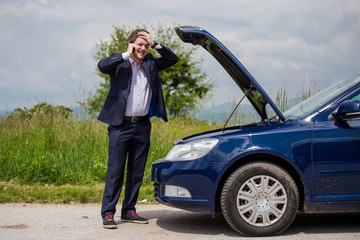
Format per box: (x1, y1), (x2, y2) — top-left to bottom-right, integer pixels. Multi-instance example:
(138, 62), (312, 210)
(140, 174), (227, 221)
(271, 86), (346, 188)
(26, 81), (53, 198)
(175, 26), (285, 122)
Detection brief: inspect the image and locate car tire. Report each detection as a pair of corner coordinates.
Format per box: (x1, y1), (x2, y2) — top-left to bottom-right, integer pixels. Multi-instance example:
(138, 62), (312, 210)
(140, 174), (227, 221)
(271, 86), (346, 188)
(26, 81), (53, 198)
(221, 161), (299, 237)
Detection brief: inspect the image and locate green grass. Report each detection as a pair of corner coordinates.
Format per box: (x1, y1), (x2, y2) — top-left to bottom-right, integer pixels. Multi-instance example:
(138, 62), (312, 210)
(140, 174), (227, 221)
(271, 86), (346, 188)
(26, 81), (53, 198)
(0, 107), (220, 203)
(0, 181), (156, 204)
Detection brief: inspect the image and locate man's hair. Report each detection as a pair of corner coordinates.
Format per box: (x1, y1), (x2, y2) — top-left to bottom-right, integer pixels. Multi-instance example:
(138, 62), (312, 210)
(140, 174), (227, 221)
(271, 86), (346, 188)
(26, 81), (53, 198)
(127, 29), (149, 43)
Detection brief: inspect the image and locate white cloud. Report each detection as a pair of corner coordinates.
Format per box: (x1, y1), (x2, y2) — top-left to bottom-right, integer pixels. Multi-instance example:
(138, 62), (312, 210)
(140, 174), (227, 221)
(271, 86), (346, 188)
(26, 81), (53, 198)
(0, 0), (359, 110)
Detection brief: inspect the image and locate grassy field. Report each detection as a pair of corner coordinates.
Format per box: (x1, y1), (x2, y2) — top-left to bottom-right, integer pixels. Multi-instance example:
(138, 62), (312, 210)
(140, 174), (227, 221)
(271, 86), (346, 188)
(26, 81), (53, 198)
(0, 105), (221, 203)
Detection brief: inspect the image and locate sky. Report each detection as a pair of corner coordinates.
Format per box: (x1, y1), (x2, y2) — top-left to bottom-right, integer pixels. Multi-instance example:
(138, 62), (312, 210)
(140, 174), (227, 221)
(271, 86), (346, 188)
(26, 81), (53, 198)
(0, 0), (359, 112)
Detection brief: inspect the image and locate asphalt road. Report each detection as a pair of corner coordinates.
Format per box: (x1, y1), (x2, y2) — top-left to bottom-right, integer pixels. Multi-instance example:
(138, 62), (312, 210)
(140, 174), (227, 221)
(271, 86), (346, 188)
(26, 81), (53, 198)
(1, 203), (360, 240)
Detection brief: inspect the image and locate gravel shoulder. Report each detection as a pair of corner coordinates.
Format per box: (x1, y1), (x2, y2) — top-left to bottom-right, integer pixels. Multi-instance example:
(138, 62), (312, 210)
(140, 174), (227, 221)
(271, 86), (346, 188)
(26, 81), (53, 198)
(1, 203), (360, 240)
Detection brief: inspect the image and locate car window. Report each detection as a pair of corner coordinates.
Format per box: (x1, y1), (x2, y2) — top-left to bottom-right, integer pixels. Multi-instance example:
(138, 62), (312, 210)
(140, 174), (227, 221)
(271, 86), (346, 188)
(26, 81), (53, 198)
(351, 92), (360, 101)
(283, 75), (360, 119)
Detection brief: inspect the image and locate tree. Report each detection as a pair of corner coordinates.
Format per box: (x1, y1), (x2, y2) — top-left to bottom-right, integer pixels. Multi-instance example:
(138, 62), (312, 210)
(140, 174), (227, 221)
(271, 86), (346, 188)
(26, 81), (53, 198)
(86, 24), (213, 117)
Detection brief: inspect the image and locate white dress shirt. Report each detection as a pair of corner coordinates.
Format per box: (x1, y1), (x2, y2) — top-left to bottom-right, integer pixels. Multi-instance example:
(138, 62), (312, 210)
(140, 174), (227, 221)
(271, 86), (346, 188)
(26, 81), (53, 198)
(124, 57), (152, 117)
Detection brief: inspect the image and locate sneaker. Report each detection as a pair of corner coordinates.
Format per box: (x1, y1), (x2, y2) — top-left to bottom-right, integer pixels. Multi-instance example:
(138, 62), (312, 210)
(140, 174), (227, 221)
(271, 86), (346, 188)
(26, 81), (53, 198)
(121, 211), (149, 224)
(103, 214), (117, 229)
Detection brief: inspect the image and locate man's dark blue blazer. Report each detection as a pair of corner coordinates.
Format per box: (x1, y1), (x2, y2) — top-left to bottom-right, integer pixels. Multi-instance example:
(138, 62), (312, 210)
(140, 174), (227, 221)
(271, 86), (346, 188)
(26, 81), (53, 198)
(97, 46), (179, 126)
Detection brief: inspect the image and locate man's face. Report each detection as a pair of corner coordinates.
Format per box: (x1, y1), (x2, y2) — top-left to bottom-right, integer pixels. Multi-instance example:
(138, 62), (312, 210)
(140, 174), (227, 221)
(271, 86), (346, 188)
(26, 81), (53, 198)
(133, 36), (149, 61)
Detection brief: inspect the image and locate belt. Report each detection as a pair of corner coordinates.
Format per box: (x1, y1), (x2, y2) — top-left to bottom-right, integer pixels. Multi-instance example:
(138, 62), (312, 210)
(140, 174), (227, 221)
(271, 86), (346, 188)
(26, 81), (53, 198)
(124, 115), (148, 123)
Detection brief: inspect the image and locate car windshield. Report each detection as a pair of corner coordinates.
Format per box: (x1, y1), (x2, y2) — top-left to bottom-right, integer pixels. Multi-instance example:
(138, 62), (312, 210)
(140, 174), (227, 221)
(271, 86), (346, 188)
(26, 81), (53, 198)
(283, 75), (360, 119)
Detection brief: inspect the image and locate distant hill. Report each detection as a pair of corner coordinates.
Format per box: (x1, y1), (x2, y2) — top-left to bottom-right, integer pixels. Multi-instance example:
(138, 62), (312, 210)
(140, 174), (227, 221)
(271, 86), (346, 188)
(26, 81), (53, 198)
(194, 102), (261, 124)
(2, 99), (294, 123)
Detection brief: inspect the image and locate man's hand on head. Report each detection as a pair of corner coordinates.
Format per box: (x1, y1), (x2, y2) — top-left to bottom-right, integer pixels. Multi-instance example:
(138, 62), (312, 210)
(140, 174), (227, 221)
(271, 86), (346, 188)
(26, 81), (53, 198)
(137, 31), (155, 48)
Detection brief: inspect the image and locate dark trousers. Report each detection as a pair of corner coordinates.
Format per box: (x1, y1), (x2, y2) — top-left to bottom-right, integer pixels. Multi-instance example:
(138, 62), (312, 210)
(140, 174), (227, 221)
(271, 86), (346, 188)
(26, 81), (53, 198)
(101, 119), (151, 218)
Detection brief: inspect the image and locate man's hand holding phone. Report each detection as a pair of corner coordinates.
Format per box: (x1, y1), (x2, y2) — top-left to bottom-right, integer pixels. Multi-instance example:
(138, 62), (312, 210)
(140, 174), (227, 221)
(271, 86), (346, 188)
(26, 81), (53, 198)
(127, 43), (136, 57)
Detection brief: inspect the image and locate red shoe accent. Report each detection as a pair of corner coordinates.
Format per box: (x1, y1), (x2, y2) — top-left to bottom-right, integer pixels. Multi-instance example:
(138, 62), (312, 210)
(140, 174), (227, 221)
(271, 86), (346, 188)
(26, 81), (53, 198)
(131, 212), (139, 217)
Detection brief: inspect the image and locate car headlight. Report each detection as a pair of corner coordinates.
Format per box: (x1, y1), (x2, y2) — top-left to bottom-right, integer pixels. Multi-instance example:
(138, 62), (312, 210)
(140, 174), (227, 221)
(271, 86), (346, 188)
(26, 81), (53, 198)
(164, 138), (219, 161)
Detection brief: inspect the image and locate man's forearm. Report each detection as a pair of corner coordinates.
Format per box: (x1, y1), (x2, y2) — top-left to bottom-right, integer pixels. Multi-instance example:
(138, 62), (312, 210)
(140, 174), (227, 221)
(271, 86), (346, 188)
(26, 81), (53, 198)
(156, 45), (179, 70)
(98, 52), (125, 74)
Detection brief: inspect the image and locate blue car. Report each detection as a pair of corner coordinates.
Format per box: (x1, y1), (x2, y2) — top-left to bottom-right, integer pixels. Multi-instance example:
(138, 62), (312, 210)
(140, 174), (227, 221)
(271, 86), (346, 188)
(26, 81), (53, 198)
(151, 26), (360, 237)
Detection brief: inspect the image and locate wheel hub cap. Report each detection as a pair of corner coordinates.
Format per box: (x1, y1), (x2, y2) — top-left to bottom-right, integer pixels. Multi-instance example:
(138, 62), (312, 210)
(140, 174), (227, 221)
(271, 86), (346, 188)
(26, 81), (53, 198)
(255, 193), (269, 208)
(237, 175), (287, 227)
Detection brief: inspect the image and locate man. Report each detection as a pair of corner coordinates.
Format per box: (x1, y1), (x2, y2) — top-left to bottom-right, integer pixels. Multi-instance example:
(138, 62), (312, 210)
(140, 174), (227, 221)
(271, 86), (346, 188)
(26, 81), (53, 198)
(97, 29), (178, 229)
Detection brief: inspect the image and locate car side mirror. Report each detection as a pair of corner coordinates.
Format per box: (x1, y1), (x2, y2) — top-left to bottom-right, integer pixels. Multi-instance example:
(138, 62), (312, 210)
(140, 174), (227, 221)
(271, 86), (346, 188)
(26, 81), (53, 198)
(331, 99), (360, 121)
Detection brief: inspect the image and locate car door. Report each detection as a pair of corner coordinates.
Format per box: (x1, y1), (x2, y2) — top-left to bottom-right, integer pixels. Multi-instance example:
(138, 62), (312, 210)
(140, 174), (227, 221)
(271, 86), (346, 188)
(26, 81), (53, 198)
(312, 90), (360, 201)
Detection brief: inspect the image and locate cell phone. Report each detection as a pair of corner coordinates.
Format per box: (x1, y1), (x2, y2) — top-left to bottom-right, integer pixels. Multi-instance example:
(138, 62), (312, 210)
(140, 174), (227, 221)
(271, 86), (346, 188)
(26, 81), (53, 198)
(130, 41), (135, 53)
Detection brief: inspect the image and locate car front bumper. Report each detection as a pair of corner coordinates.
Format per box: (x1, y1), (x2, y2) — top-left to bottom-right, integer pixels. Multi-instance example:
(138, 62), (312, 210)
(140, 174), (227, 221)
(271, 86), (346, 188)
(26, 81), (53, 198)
(151, 159), (226, 213)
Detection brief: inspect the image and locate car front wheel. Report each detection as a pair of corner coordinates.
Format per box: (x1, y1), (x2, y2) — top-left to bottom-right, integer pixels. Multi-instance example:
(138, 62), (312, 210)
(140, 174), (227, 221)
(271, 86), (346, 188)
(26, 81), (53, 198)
(221, 162), (299, 237)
